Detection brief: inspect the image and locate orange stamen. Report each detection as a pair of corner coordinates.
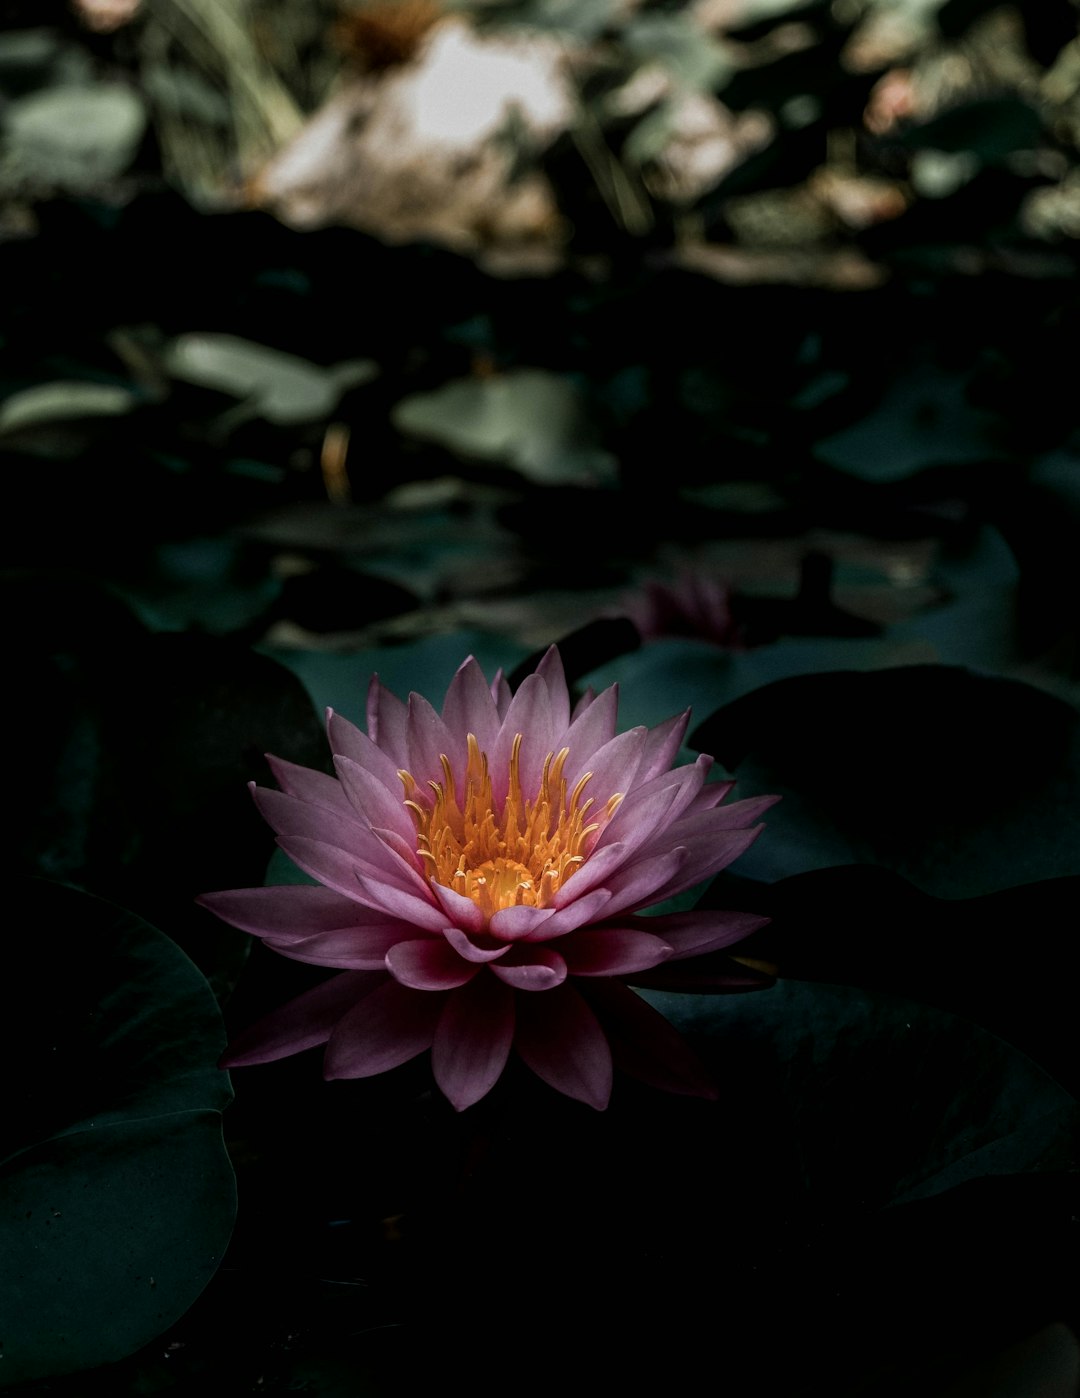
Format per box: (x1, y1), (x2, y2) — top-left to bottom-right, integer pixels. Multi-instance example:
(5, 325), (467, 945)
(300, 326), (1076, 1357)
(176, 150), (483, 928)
(399, 733), (624, 919)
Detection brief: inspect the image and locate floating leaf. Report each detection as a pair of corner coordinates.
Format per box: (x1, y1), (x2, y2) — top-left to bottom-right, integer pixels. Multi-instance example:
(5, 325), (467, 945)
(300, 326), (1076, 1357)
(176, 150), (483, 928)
(815, 364), (1003, 480)
(580, 633), (925, 736)
(4, 84), (145, 187)
(392, 369), (617, 485)
(700, 865), (1080, 1097)
(0, 882), (235, 1388)
(164, 333), (377, 425)
(691, 664), (1080, 896)
(0, 381), (138, 435)
(411, 977), (1077, 1391)
(642, 979), (1077, 1208)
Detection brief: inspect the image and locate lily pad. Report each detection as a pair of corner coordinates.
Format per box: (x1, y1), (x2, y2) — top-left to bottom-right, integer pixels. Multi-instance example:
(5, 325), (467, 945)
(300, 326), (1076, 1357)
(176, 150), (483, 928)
(0, 882), (235, 1388)
(643, 979), (1076, 1208)
(0, 381), (139, 436)
(392, 369), (617, 485)
(164, 333), (377, 426)
(4, 84), (145, 188)
(691, 664), (1080, 897)
(700, 864), (1080, 1096)
(410, 976), (1076, 1392)
(815, 364), (1003, 481)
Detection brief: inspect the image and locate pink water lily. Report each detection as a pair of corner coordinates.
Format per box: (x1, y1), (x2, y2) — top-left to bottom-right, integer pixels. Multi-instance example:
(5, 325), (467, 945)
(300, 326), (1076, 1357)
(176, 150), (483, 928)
(200, 648), (777, 1110)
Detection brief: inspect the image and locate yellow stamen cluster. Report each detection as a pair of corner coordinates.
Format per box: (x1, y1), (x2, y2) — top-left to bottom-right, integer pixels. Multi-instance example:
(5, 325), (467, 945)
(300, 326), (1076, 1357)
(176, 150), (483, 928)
(400, 733), (623, 919)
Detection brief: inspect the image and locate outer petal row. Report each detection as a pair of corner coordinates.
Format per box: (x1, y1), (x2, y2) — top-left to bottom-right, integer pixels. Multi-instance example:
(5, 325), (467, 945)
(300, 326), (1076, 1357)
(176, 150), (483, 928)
(282, 970), (616, 1113)
(220, 971), (385, 1066)
(197, 884), (393, 940)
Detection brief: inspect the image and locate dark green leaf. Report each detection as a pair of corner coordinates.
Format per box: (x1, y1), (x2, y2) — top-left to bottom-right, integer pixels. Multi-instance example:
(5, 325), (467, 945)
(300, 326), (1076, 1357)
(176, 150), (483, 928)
(642, 979), (1077, 1207)
(700, 865), (1080, 1095)
(691, 665), (1080, 896)
(0, 882), (235, 1388)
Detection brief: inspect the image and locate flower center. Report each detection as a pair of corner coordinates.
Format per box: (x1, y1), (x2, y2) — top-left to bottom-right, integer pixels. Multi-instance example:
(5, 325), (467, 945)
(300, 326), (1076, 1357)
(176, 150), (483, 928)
(399, 733), (623, 918)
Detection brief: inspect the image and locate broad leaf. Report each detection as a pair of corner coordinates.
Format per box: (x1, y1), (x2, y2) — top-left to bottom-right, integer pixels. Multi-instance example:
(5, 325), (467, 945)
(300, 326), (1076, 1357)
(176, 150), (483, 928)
(691, 665), (1080, 897)
(164, 333), (377, 425)
(0, 882), (235, 1388)
(392, 369), (617, 485)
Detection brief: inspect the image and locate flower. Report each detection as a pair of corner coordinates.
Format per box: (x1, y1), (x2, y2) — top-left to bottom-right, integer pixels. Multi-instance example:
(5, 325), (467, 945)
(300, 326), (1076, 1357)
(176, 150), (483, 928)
(624, 569), (744, 648)
(199, 648), (777, 1110)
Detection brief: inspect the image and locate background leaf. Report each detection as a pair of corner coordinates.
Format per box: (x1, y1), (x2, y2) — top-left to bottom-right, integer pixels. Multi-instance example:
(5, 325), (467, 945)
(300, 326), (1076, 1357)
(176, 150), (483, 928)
(4, 84), (145, 187)
(0, 382), (138, 435)
(392, 369), (618, 485)
(164, 333), (377, 425)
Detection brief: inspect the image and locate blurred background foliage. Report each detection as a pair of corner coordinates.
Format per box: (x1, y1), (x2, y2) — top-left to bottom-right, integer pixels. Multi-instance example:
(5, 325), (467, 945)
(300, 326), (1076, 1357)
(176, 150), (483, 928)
(0, 0), (1077, 686)
(2, 0), (1079, 1110)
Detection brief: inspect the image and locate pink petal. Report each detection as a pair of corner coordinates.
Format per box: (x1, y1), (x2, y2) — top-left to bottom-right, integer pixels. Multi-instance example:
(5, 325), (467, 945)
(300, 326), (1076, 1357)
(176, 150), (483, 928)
(366, 675), (409, 765)
(560, 929), (672, 976)
(593, 758), (713, 855)
(490, 673), (554, 803)
(334, 755), (415, 844)
(632, 908), (770, 959)
(683, 778), (737, 814)
(324, 979), (444, 1078)
(490, 946), (567, 991)
(265, 754), (353, 813)
(640, 826), (763, 904)
(582, 980), (717, 1099)
(490, 668), (512, 718)
(594, 846), (690, 919)
(406, 690), (459, 787)
(277, 835), (417, 902)
(560, 683), (618, 765)
(688, 792), (782, 829)
(386, 939), (481, 990)
(514, 982), (613, 1110)
(221, 971), (383, 1067)
(441, 656), (501, 754)
(433, 973), (515, 1111)
(667, 756), (716, 819)
(551, 841), (631, 908)
(637, 709), (691, 784)
(488, 905), (554, 941)
(590, 782), (682, 861)
(353, 872), (447, 933)
(369, 827), (430, 890)
(251, 784), (365, 853)
(267, 925), (418, 969)
(606, 756), (705, 814)
(196, 885), (382, 940)
(534, 645), (571, 735)
(522, 889), (615, 940)
(327, 710), (404, 792)
(570, 685), (596, 721)
(430, 879), (487, 934)
(564, 725), (648, 812)
(443, 927), (512, 963)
